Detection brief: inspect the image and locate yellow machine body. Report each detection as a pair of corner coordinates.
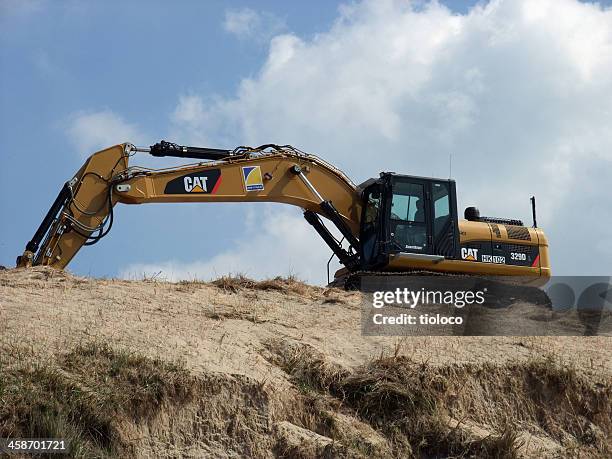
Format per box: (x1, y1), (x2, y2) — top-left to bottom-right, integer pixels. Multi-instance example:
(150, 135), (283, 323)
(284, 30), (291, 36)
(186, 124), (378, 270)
(17, 142), (550, 285)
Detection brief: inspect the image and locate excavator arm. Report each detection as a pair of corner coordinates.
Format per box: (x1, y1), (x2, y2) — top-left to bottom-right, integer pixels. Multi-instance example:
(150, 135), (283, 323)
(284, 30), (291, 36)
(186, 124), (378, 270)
(17, 141), (363, 271)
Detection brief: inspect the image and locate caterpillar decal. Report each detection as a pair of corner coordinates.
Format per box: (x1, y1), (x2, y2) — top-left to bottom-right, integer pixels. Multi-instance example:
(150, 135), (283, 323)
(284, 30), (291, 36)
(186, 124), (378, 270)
(164, 170), (222, 194)
(461, 247), (478, 261)
(460, 242), (539, 267)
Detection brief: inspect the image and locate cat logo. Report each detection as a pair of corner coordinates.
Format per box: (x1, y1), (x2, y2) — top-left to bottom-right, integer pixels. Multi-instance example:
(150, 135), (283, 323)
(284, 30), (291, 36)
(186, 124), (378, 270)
(242, 166), (264, 191)
(164, 169), (222, 195)
(461, 247), (479, 261)
(184, 176), (208, 193)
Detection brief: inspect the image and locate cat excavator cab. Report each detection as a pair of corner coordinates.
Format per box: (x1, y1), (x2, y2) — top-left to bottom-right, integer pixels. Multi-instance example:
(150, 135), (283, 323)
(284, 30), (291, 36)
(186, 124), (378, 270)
(17, 141), (550, 286)
(360, 173), (460, 269)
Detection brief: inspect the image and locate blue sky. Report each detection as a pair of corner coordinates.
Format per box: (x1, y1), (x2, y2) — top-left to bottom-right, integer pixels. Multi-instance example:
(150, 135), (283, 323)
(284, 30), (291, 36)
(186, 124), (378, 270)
(1, 0), (611, 282)
(0, 0), (340, 275)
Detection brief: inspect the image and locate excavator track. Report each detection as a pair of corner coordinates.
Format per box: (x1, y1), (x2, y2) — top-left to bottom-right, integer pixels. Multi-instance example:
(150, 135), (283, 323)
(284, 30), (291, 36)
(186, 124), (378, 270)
(336, 269), (550, 308)
(332, 269), (466, 290)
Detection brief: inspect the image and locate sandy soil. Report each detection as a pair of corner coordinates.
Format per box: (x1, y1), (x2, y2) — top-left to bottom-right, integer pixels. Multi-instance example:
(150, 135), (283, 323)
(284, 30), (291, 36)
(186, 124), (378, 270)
(1, 267), (610, 382)
(0, 267), (610, 458)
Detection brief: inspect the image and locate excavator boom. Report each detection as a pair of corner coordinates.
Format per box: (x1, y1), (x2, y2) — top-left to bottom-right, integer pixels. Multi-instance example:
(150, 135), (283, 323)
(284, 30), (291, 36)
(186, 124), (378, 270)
(17, 142), (362, 271)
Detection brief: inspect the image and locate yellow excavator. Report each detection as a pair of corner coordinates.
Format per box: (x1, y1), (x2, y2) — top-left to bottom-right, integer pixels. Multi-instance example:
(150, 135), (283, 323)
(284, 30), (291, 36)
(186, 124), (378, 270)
(16, 141), (550, 286)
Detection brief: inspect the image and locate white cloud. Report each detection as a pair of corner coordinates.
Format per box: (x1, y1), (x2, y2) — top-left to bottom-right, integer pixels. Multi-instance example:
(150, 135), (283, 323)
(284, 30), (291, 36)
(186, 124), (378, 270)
(173, 94), (205, 125)
(216, 0), (611, 187)
(120, 206), (342, 285)
(133, 0), (612, 279)
(66, 109), (146, 157)
(223, 7), (285, 41)
(170, 95), (211, 146)
(223, 7), (259, 37)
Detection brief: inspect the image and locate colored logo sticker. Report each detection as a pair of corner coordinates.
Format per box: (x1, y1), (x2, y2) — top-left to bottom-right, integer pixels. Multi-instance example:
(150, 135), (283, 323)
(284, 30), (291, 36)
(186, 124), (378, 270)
(164, 170), (222, 194)
(242, 166), (264, 191)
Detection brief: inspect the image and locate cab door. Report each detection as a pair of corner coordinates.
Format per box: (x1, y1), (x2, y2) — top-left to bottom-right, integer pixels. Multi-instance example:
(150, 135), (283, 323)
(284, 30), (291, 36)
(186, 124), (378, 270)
(360, 184), (385, 268)
(430, 180), (459, 259)
(386, 177), (459, 260)
(388, 178), (432, 255)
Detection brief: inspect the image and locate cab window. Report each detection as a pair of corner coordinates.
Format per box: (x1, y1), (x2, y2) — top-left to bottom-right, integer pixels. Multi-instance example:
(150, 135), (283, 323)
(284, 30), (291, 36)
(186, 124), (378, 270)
(364, 190), (381, 225)
(391, 183), (424, 222)
(389, 182), (427, 252)
(361, 187), (382, 263)
(433, 182), (450, 239)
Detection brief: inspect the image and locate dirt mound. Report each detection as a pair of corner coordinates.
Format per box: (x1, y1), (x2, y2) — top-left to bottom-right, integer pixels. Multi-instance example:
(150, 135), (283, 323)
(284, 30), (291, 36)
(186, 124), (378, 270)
(0, 267), (610, 458)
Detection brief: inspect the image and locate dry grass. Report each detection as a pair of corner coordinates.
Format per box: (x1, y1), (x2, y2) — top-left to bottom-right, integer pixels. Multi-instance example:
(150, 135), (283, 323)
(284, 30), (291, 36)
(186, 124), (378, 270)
(212, 274), (320, 297)
(265, 339), (611, 458)
(0, 342), (195, 458)
(337, 355), (610, 457)
(211, 274), (256, 292)
(266, 339), (351, 392)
